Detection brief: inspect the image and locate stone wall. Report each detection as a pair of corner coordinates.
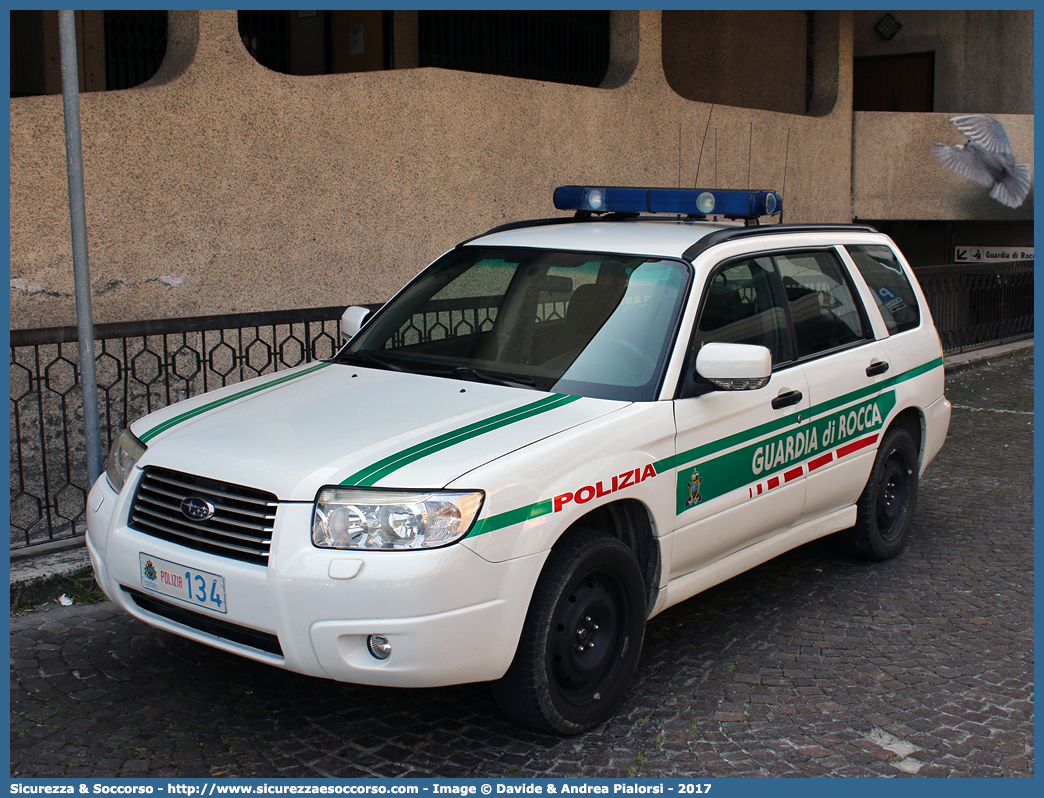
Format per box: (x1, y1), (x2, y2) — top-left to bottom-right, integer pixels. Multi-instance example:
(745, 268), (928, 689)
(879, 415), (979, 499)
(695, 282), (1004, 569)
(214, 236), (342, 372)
(853, 113), (1034, 221)
(852, 10), (1034, 116)
(10, 10), (1035, 330)
(10, 10), (858, 329)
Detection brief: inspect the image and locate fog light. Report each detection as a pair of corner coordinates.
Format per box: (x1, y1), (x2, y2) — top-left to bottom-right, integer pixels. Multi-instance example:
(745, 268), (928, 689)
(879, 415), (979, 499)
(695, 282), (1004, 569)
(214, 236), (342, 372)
(368, 635), (392, 660)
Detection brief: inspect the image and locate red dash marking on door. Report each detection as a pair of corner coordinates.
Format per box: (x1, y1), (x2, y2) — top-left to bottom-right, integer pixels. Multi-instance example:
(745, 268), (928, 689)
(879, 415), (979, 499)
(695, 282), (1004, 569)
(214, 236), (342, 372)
(808, 453), (833, 471)
(837, 434), (879, 459)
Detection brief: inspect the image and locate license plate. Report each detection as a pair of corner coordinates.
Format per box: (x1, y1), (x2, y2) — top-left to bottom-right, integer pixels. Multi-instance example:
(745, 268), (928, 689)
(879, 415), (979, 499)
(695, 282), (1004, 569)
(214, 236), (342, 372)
(139, 553), (227, 614)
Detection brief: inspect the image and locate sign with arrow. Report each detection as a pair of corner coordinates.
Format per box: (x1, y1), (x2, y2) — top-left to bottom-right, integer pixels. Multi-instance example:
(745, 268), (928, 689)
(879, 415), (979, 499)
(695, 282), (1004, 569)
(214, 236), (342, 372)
(954, 246), (1033, 263)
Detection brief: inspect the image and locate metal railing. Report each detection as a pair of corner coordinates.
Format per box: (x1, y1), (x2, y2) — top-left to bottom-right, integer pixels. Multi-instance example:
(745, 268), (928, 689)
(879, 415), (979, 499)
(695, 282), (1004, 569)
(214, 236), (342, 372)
(916, 261), (1034, 353)
(8, 262), (1034, 550)
(9, 306), (357, 550)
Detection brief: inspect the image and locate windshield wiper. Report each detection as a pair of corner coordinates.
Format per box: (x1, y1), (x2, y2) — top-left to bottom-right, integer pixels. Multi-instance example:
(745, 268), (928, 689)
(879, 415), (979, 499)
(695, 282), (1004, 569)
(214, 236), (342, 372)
(339, 351), (410, 372)
(453, 366), (536, 388)
(339, 354), (533, 387)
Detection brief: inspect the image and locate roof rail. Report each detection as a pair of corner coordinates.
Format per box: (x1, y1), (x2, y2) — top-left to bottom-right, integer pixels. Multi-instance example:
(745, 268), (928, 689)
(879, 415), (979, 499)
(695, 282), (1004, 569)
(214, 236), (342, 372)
(682, 223), (880, 262)
(457, 212), (640, 247)
(456, 217), (573, 247)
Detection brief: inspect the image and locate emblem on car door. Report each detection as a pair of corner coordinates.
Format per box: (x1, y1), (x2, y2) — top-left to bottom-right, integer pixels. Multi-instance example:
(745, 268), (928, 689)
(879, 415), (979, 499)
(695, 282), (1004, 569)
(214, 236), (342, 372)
(684, 470), (704, 508)
(181, 496), (216, 521)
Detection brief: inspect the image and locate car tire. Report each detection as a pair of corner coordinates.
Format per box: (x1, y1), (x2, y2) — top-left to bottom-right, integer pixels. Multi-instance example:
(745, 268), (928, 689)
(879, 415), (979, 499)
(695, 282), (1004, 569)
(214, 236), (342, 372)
(491, 529), (646, 734)
(836, 426), (919, 560)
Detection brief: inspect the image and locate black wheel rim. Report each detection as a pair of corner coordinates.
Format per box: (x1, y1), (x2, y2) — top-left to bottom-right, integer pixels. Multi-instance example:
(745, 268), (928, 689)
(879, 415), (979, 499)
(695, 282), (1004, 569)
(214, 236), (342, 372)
(551, 570), (630, 707)
(876, 446), (912, 542)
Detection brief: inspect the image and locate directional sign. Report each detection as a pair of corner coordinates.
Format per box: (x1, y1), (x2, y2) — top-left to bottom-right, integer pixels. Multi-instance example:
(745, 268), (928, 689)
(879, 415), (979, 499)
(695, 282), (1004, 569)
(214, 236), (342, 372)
(954, 246), (1034, 263)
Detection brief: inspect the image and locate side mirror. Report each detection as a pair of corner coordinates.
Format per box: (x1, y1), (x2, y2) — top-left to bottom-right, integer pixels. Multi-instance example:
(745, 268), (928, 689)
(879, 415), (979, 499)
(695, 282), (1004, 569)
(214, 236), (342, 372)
(695, 342), (772, 391)
(340, 306), (371, 340)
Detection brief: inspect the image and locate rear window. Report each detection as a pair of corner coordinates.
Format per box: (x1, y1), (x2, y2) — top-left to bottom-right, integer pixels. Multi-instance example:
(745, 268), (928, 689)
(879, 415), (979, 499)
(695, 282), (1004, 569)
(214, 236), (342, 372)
(846, 245), (921, 335)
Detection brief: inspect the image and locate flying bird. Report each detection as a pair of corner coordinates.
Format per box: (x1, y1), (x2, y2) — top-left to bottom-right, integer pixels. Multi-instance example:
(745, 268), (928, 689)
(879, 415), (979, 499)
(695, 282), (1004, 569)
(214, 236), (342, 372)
(930, 115), (1031, 208)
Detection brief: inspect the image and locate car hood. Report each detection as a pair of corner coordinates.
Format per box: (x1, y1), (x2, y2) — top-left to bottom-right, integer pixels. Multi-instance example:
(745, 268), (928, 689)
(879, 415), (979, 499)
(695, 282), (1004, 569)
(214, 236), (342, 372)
(130, 362), (627, 501)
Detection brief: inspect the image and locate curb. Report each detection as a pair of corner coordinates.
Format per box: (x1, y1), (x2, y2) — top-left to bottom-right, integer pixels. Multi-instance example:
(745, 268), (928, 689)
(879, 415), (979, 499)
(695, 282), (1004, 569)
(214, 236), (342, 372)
(943, 338), (1032, 374)
(8, 338), (1033, 598)
(9, 548), (95, 611)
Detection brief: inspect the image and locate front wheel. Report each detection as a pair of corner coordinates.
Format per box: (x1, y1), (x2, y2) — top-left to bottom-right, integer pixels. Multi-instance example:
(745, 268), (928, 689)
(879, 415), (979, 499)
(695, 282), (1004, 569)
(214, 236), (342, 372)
(836, 426), (919, 560)
(491, 530), (646, 734)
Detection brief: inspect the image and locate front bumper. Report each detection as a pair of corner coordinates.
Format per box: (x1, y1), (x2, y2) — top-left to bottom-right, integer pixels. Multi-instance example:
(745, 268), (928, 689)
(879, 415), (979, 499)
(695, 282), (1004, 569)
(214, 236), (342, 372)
(86, 474), (545, 687)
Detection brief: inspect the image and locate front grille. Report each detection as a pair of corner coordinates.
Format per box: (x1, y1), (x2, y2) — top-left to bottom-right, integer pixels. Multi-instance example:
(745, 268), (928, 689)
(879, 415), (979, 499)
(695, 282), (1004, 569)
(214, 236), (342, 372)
(129, 467), (277, 566)
(123, 587), (283, 657)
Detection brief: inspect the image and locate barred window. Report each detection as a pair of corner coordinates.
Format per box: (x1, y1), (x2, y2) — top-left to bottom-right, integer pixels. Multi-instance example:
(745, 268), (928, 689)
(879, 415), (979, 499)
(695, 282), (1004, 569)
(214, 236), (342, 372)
(418, 11), (610, 87)
(237, 10), (291, 74)
(104, 10), (167, 90)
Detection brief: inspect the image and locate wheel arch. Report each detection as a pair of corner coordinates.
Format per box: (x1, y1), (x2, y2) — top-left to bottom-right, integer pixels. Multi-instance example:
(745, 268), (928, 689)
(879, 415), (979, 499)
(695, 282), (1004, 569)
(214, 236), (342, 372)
(888, 405), (925, 467)
(550, 498), (661, 617)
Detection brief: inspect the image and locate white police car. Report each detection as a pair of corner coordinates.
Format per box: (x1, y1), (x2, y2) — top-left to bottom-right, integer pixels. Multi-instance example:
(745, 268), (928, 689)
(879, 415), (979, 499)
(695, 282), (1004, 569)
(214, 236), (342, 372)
(87, 186), (950, 733)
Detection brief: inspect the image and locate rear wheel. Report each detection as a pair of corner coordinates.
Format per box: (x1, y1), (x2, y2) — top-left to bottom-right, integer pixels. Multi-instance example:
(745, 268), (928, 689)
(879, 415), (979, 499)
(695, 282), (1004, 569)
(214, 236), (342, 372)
(836, 426), (919, 560)
(491, 529), (646, 734)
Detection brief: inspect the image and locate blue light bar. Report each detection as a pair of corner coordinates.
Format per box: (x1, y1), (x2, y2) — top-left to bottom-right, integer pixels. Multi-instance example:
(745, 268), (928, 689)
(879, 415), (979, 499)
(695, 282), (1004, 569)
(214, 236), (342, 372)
(553, 186), (783, 219)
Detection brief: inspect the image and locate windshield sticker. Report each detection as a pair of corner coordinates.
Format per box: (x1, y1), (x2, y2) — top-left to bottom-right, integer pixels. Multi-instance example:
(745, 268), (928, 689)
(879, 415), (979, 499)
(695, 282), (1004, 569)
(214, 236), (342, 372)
(876, 285), (908, 313)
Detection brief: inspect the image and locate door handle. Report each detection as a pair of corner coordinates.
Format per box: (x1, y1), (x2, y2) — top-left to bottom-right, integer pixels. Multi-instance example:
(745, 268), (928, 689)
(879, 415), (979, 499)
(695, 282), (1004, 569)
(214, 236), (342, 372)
(866, 360), (890, 377)
(771, 390), (803, 410)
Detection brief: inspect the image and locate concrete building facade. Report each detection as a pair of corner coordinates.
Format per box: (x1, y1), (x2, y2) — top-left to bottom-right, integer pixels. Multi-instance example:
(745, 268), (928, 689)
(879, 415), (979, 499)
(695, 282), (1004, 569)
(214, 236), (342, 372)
(8, 10), (1034, 330)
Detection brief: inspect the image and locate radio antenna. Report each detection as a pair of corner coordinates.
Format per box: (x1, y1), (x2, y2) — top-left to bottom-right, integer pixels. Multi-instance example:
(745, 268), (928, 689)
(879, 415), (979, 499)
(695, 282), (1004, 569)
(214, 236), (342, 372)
(678, 123), (682, 187)
(747, 122), (753, 189)
(695, 105), (714, 186)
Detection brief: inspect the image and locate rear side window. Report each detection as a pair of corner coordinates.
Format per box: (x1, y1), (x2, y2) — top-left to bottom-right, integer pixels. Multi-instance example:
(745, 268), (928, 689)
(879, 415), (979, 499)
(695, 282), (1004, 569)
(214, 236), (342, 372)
(845, 245), (921, 334)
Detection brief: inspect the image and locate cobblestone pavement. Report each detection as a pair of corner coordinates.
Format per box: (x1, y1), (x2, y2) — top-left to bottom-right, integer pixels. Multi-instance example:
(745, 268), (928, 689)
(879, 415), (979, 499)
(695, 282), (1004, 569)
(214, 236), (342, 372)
(11, 352), (1033, 778)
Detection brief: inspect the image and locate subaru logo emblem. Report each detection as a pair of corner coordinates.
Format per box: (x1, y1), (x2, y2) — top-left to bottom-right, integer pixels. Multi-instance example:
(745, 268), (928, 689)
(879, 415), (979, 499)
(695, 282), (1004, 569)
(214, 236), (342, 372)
(181, 496), (216, 521)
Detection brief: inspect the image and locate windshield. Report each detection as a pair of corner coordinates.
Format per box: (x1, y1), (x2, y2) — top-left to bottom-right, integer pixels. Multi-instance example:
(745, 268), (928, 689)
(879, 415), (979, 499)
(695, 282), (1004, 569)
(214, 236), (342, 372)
(338, 246), (692, 401)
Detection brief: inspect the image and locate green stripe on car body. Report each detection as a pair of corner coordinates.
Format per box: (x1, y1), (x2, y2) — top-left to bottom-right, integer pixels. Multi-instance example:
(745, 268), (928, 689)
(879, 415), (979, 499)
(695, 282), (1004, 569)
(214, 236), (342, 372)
(674, 355), (943, 471)
(340, 393), (583, 488)
(674, 389), (897, 514)
(135, 351), (941, 537)
(798, 355), (943, 423)
(138, 362), (332, 443)
(470, 499), (556, 538)
(671, 356), (941, 513)
(466, 357), (944, 538)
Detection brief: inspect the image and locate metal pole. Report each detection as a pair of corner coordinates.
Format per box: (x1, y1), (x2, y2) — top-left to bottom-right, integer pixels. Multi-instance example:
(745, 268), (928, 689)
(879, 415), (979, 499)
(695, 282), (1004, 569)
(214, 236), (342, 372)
(58, 10), (103, 485)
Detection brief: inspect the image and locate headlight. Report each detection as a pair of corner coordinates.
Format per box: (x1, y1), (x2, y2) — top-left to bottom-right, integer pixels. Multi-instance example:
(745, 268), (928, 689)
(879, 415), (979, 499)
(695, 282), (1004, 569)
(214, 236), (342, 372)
(312, 488), (484, 550)
(105, 429), (146, 493)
